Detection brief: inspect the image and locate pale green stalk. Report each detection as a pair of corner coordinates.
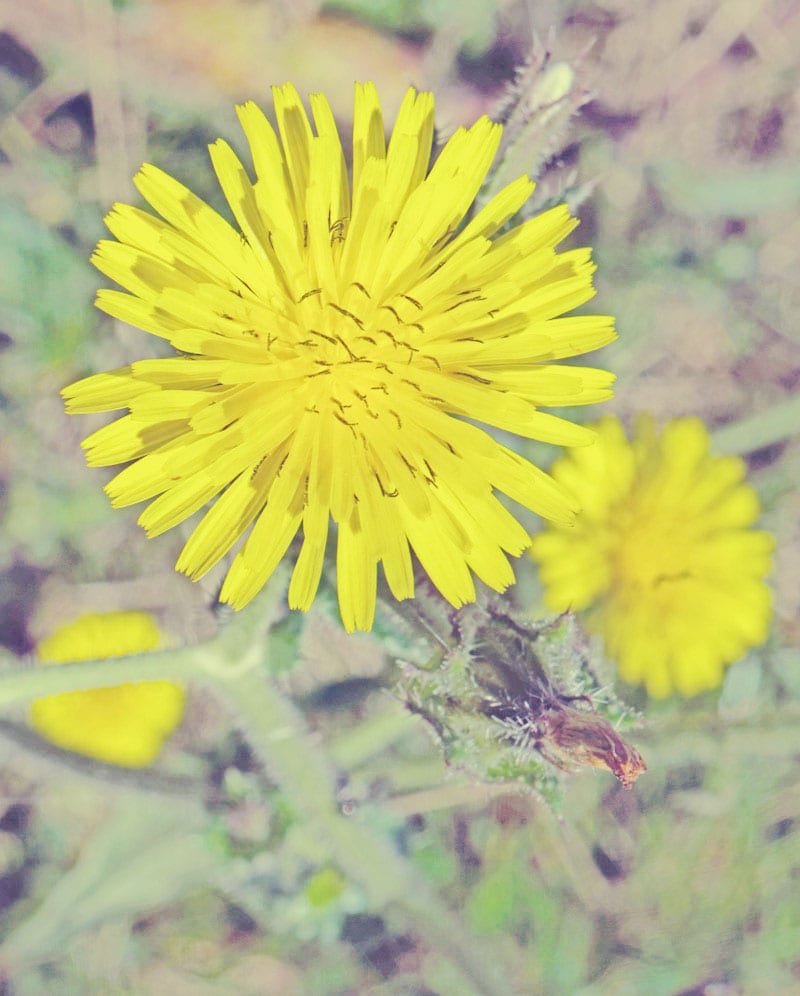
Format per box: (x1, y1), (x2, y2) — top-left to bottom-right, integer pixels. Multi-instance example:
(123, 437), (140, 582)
(711, 396), (800, 456)
(0, 647), (204, 706)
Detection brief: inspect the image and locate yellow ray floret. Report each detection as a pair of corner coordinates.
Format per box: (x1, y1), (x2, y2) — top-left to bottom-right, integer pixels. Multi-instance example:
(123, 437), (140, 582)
(530, 416), (774, 697)
(63, 82), (617, 631)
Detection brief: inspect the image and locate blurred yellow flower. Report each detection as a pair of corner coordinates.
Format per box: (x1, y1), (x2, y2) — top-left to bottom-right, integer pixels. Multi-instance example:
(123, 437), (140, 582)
(30, 612), (185, 767)
(530, 416), (774, 697)
(63, 82), (615, 631)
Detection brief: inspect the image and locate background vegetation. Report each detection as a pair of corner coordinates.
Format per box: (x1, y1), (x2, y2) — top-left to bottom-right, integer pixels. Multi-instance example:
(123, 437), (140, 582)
(1, 1), (798, 993)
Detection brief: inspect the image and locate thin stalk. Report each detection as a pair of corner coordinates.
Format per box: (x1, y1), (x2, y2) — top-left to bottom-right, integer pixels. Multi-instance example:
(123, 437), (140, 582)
(0, 718), (202, 796)
(0, 647), (207, 707)
(711, 396), (800, 456)
(329, 705), (421, 770)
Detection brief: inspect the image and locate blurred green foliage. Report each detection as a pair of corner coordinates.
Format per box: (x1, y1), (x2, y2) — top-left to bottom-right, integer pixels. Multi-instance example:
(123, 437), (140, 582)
(324, 0), (497, 54)
(0, 199), (94, 364)
(0, 0), (798, 993)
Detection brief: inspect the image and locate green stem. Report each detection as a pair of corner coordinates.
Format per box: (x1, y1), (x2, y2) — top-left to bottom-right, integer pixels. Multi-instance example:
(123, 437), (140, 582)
(0, 718), (202, 796)
(711, 396), (800, 456)
(329, 705), (421, 770)
(0, 646), (207, 707)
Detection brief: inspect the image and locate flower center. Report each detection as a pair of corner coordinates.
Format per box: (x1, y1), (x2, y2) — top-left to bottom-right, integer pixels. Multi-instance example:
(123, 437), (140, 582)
(287, 278), (443, 435)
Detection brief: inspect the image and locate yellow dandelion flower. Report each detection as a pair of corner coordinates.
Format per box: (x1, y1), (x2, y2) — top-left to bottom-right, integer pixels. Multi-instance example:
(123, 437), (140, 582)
(30, 612), (185, 767)
(530, 416), (774, 697)
(63, 82), (616, 632)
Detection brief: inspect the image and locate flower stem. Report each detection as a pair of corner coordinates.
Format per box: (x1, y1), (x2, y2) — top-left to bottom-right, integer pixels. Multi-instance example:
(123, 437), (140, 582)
(711, 396), (800, 456)
(0, 647), (205, 707)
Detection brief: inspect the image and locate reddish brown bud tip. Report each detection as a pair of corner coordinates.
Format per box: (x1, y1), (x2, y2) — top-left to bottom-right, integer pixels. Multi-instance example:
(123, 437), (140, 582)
(536, 707), (647, 788)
